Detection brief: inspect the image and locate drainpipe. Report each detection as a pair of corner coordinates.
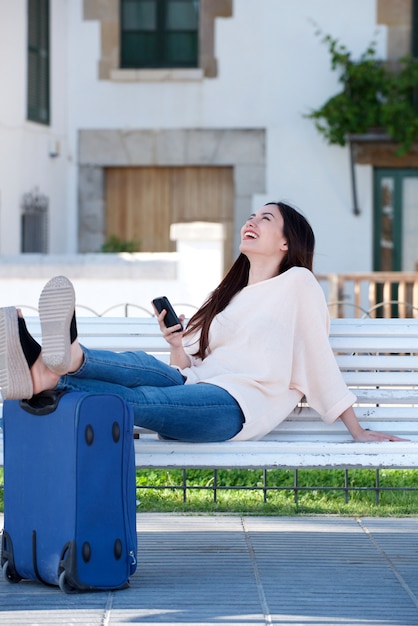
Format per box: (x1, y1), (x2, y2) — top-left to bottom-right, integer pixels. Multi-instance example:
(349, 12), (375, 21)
(348, 139), (360, 216)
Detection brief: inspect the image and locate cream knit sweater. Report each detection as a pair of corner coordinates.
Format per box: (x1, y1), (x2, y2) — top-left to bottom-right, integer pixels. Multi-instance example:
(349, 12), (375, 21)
(180, 267), (356, 441)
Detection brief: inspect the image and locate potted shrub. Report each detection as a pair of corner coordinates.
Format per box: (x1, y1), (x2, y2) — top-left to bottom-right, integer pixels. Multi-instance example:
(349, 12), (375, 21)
(305, 31), (418, 155)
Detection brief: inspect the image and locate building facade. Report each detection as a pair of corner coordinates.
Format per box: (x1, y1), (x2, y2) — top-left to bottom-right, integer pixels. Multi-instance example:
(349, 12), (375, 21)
(1, 0), (417, 276)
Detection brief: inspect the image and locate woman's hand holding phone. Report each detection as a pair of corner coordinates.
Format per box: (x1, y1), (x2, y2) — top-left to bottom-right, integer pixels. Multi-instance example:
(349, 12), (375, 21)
(152, 297), (183, 331)
(152, 296), (184, 342)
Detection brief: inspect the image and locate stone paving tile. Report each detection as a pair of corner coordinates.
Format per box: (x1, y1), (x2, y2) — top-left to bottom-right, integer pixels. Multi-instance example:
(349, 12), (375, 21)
(1, 514), (418, 625)
(243, 516), (418, 626)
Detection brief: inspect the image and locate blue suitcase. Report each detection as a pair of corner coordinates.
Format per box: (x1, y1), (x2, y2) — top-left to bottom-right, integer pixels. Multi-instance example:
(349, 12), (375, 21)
(1, 391), (137, 593)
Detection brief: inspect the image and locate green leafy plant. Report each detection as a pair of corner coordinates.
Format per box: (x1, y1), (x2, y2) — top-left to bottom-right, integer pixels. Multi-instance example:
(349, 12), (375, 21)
(101, 235), (141, 253)
(305, 30), (418, 155)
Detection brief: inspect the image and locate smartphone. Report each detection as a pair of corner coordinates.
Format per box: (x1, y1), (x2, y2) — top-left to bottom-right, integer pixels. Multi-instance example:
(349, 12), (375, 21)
(152, 296), (183, 332)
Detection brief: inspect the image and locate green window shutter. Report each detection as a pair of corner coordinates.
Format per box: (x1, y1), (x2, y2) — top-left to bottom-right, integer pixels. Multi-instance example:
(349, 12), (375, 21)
(27, 0), (50, 125)
(414, 0), (418, 57)
(121, 0), (199, 69)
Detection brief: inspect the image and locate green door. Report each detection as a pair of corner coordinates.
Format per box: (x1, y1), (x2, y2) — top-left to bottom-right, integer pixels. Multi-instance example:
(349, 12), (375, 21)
(374, 169), (418, 315)
(374, 169), (418, 271)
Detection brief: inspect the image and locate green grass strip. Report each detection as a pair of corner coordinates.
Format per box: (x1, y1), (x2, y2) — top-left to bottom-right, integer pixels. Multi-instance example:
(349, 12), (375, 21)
(1, 468), (418, 516)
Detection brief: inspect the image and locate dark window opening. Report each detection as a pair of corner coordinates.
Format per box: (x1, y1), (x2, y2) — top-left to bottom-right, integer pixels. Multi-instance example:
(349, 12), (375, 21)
(121, 0), (199, 69)
(21, 189), (49, 253)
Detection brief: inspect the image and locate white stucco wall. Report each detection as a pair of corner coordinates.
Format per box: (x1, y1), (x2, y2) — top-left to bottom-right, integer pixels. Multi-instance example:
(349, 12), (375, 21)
(0, 0), (388, 273)
(0, 0), (71, 255)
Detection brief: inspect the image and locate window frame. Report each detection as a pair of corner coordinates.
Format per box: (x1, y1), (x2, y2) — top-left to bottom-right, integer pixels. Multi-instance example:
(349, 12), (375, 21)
(27, 0), (50, 125)
(120, 0), (199, 69)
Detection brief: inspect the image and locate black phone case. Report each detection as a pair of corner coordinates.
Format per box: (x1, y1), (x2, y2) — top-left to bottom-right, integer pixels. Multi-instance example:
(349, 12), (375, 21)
(152, 297), (183, 331)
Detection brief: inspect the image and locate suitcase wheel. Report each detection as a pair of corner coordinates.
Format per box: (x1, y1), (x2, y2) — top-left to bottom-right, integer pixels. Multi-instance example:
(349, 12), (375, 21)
(2, 560), (22, 584)
(58, 570), (77, 594)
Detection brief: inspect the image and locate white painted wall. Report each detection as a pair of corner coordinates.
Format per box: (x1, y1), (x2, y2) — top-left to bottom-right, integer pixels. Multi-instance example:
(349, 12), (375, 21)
(0, 0), (70, 255)
(1, 0), (388, 273)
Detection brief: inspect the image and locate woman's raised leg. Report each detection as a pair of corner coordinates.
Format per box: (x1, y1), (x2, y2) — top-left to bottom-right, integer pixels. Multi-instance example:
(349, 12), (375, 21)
(57, 374), (244, 442)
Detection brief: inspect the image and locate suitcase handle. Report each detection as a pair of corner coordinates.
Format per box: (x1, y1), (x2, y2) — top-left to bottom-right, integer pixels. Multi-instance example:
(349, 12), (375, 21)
(19, 390), (67, 415)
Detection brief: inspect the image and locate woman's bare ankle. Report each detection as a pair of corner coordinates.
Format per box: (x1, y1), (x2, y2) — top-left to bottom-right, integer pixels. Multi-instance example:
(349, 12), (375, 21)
(31, 355), (60, 395)
(69, 340), (84, 373)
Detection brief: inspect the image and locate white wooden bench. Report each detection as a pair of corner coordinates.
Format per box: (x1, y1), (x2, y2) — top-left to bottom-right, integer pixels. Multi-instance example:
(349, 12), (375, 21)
(1, 317), (418, 470)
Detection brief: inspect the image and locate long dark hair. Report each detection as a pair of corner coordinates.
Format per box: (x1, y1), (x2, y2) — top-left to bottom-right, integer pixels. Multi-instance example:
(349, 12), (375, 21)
(184, 202), (315, 358)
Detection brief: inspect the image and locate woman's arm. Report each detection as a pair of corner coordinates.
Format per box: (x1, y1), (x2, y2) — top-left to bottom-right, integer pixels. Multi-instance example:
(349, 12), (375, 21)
(338, 407), (407, 442)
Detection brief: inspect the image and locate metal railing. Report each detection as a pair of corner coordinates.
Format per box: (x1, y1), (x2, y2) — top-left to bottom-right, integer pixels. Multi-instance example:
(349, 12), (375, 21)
(134, 467), (418, 507)
(1, 467), (416, 508)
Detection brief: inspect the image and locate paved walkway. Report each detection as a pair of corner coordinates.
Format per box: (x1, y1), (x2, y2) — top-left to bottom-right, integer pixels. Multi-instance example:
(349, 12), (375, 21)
(1, 513), (418, 625)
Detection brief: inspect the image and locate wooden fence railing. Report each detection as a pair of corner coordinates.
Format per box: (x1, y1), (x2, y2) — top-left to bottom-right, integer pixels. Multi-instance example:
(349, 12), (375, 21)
(317, 272), (418, 318)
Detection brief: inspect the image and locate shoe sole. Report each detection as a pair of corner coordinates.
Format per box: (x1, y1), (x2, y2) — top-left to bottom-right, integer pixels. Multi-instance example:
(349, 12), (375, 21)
(0, 307), (33, 400)
(39, 276), (75, 375)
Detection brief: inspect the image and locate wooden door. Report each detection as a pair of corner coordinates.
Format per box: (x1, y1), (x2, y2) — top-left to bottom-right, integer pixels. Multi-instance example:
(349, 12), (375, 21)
(105, 166), (234, 269)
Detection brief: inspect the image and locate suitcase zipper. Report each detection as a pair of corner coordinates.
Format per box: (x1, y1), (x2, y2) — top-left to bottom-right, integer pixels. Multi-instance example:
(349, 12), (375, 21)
(129, 550), (137, 568)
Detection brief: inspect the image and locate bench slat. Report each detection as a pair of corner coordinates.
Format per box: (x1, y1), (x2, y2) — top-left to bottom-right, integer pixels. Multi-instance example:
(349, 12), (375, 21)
(354, 388), (418, 403)
(342, 372), (417, 385)
(134, 438), (418, 469)
(330, 338), (418, 352)
(336, 355), (418, 369)
(328, 317), (418, 331)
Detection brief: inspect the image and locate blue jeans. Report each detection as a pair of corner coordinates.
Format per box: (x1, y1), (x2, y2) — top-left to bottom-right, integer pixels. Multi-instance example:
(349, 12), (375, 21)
(57, 348), (244, 442)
